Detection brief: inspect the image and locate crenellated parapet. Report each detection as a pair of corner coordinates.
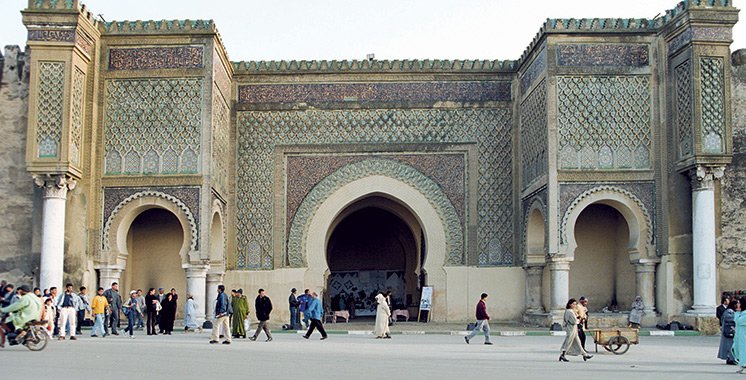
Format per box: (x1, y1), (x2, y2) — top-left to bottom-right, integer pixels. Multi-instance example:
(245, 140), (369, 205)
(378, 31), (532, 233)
(232, 59), (517, 73)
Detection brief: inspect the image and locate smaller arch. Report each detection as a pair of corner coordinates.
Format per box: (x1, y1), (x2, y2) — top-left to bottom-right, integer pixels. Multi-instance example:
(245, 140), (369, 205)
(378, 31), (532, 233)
(523, 197), (547, 265)
(208, 199), (226, 268)
(102, 191), (197, 265)
(560, 186), (654, 262)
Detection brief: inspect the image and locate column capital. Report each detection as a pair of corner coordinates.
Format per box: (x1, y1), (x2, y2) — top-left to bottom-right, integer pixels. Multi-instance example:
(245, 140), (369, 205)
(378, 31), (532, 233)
(548, 260), (570, 271)
(689, 165), (725, 191)
(183, 264), (209, 278)
(33, 174), (77, 199)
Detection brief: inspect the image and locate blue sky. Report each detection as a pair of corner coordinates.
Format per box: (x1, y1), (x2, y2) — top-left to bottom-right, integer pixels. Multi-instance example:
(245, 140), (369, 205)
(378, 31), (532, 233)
(2, 0), (743, 60)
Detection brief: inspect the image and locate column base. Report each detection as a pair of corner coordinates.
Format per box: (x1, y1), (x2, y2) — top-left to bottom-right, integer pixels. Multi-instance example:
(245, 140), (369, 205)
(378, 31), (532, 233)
(687, 305), (717, 316)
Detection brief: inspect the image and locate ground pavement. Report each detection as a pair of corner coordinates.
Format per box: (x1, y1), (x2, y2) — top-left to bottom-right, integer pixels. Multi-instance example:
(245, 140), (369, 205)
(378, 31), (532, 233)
(0, 327), (735, 380)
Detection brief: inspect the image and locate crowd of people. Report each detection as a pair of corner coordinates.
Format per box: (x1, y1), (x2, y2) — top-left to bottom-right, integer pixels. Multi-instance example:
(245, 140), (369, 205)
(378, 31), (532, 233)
(0, 280), (197, 344)
(716, 293), (746, 374)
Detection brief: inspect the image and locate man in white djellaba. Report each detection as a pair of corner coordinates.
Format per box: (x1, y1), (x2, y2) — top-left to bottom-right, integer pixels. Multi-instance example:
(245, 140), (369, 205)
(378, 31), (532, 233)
(374, 291), (391, 339)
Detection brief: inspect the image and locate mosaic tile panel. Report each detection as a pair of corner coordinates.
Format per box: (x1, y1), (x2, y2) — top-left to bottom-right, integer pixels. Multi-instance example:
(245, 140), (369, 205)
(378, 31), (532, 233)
(285, 153), (465, 231)
(69, 67), (85, 166)
(668, 28), (693, 56)
(236, 108), (513, 269)
(102, 186), (201, 247)
(557, 44), (649, 67)
(675, 60), (694, 159)
(700, 57), (726, 154)
(238, 81), (511, 104)
(103, 78), (203, 175)
(520, 48), (546, 95)
(27, 29), (75, 42)
(108, 46), (204, 71)
(520, 79), (547, 187)
(557, 76), (651, 170)
(211, 84), (230, 196)
(558, 182), (655, 249)
(101, 187), (201, 251)
(36, 61), (65, 159)
(287, 158), (464, 267)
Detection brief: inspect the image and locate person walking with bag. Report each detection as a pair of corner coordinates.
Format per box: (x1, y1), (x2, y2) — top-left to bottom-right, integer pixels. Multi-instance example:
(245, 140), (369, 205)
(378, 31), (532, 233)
(122, 291), (139, 339)
(464, 293), (492, 345)
(718, 299), (738, 365)
(250, 288), (273, 342)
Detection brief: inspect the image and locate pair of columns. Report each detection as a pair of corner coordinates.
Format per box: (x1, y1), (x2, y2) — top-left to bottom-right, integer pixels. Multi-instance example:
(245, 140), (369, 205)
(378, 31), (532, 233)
(524, 261), (657, 316)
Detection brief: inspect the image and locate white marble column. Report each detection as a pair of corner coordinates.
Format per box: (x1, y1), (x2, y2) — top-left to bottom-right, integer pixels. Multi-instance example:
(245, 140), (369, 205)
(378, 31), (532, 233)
(34, 174), (76, 293)
(205, 272), (223, 320)
(184, 264), (209, 322)
(688, 166), (724, 316)
(525, 265), (544, 313)
(98, 266), (123, 291)
(635, 261), (657, 314)
(549, 260), (570, 315)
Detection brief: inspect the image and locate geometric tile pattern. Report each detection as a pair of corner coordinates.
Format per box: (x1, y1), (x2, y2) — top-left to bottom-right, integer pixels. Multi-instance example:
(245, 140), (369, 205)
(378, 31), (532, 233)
(236, 108), (513, 269)
(675, 59), (694, 159)
(103, 78), (203, 175)
(70, 67), (85, 166)
(557, 76), (651, 170)
(36, 61), (65, 159)
(700, 57), (726, 154)
(211, 84), (230, 196)
(286, 158), (464, 267)
(520, 79), (547, 187)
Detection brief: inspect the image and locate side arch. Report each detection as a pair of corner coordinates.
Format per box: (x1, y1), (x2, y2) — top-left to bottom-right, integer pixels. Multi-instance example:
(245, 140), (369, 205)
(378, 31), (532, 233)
(101, 191), (198, 265)
(287, 158), (464, 267)
(560, 185), (654, 262)
(523, 197), (547, 265)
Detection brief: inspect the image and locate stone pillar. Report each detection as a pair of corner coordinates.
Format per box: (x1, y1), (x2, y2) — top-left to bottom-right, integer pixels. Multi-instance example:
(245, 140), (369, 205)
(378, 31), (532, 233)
(549, 260), (570, 316)
(635, 261), (657, 314)
(184, 264), (209, 322)
(525, 265), (544, 313)
(34, 174), (76, 292)
(205, 272), (223, 320)
(98, 266), (123, 290)
(688, 166), (724, 315)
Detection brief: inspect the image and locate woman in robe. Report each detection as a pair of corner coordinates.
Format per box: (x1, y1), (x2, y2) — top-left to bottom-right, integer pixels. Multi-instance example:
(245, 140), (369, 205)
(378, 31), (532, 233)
(374, 292), (391, 339)
(718, 299), (738, 365)
(628, 296), (645, 328)
(159, 293), (177, 335)
(232, 289), (249, 338)
(559, 298), (592, 362)
(184, 294), (198, 332)
(733, 297), (746, 373)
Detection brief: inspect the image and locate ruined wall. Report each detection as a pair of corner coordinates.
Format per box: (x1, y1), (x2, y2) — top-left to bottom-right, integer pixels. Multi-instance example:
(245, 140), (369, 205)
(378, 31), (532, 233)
(719, 49), (746, 292)
(0, 45), (35, 284)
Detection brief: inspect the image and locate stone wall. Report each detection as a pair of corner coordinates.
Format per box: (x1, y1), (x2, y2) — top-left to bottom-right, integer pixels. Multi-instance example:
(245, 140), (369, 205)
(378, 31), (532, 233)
(719, 49), (746, 292)
(0, 45), (35, 284)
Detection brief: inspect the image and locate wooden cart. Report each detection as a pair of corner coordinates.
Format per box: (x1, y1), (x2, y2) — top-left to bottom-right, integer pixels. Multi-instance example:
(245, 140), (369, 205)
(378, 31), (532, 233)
(587, 328), (639, 355)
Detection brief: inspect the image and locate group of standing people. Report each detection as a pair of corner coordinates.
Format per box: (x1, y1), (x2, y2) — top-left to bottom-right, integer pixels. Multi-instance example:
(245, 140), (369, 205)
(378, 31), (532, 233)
(716, 293), (746, 374)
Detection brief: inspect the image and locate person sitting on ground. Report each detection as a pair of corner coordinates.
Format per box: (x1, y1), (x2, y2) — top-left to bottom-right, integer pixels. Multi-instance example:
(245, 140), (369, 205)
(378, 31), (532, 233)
(0, 285), (42, 347)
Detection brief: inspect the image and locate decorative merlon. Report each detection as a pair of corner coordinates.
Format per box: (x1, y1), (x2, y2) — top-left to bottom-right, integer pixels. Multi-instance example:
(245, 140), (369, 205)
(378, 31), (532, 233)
(232, 59), (516, 73)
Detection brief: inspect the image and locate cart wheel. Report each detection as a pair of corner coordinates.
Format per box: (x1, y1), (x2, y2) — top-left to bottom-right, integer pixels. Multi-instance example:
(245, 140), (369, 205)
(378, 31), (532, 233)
(602, 344), (613, 352)
(608, 335), (630, 355)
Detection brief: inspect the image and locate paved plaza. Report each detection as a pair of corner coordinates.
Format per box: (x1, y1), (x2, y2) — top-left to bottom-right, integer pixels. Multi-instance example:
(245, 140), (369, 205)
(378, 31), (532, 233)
(0, 330), (734, 380)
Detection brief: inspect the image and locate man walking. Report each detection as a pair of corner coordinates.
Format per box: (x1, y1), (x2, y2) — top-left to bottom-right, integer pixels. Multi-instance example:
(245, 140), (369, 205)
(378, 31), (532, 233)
(90, 287), (108, 338)
(75, 286), (90, 335)
(157, 288), (166, 333)
(289, 288), (300, 330)
(103, 282), (122, 336)
(464, 293), (492, 345)
(210, 285), (232, 344)
(250, 288), (273, 342)
(56, 283), (82, 340)
(48, 286), (58, 336)
(302, 292), (327, 340)
(577, 296), (589, 350)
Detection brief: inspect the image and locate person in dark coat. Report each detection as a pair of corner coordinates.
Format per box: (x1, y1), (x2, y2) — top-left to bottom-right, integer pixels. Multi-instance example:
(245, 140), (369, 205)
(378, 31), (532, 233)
(144, 288), (159, 336)
(159, 293), (177, 335)
(250, 289), (273, 342)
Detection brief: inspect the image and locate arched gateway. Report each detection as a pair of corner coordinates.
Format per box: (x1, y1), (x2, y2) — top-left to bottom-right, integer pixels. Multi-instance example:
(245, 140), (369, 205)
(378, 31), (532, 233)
(290, 159), (461, 321)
